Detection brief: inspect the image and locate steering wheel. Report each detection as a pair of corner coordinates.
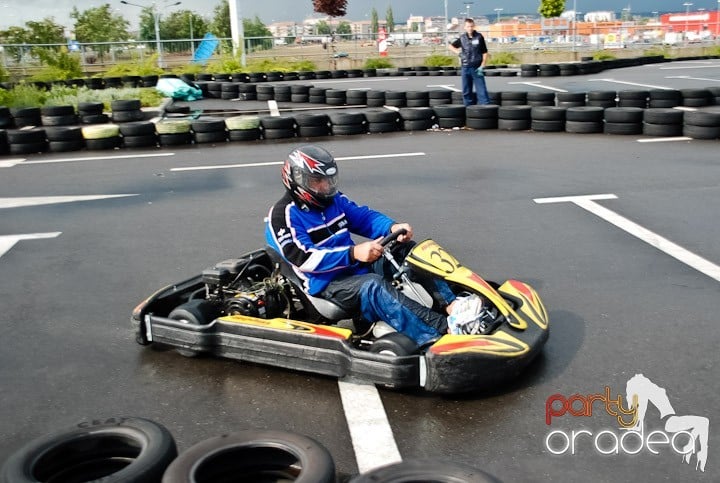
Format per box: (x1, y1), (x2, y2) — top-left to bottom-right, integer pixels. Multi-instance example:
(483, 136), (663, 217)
(379, 228), (407, 247)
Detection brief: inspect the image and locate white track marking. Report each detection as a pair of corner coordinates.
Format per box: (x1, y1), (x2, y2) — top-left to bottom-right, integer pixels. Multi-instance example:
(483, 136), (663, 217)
(0, 158), (26, 168)
(0, 194), (138, 210)
(588, 79), (675, 90)
(0, 232), (61, 259)
(338, 380), (402, 473)
(18, 153), (175, 166)
(427, 84), (461, 92)
(637, 137), (692, 143)
(509, 81), (568, 92)
(312, 77), (409, 84)
(660, 65), (720, 70)
(268, 100), (280, 116)
(666, 75), (720, 82)
(534, 194), (720, 283)
(673, 106), (698, 112)
(171, 152), (426, 172)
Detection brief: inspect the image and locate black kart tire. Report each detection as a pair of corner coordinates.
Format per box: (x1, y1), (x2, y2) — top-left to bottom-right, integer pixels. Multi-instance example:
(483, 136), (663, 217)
(604, 107), (644, 123)
(191, 119), (226, 133)
(331, 124), (367, 135)
(498, 105), (532, 120)
(684, 111), (720, 127)
(643, 123), (683, 137)
(168, 300), (218, 357)
(119, 122), (156, 136)
(85, 136), (122, 150)
(40, 105), (75, 116)
(194, 131), (227, 143)
(531, 106), (566, 121)
(291, 94), (309, 103)
(7, 129), (46, 144)
(363, 109), (398, 123)
(643, 108), (684, 125)
(432, 104), (465, 118)
(604, 122), (643, 135)
(158, 133), (192, 146)
(297, 125), (331, 137)
(402, 119), (433, 131)
(532, 119), (565, 132)
(329, 112), (366, 125)
(498, 119), (530, 130)
(0, 417), (177, 483)
(406, 99), (429, 107)
(161, 430), (335, 483)
(367, 122), (398, 133)
(228, 128), (261, 142)
(308, 95), (327, 104)
(48, 140), (84, 152)
(81, 114), (110, 125)
(263, 128), (296, 139)
(9, 142), (47, 154)
(437, 117), (465, 128)
(466, 117), (498, 129)
(565, 120), (604, 133)
(566, 106), (604, 122)
(122, 135), (158, 148)
(466, 105), (499, 119)
(111, 99), (142, 111)
(41, 114), (78, 126)
(370, 332), (418, 356)
(683, 124), (720, 139)
(261, 116), (296, 130)
(112, 110), (145, 123)
(295, 114), (330, 127)
(348, 459), (500, 483)
(648, 99), (680, 108)
(78, 102), (104, 115)
(399, 107), (434, 121)
(13, 116), (41, 128)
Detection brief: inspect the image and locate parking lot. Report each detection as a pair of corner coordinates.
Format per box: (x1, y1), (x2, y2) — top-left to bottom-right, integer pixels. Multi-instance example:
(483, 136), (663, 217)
(1, 60), (719, 481)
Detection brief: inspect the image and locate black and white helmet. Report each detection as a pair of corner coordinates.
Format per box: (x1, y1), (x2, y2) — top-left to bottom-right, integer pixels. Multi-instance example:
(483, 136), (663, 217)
(282, 145), (339, 210)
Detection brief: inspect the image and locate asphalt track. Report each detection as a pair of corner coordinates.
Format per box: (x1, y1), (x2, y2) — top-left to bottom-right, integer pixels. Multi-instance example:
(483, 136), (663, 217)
(1, 60), (719, 481)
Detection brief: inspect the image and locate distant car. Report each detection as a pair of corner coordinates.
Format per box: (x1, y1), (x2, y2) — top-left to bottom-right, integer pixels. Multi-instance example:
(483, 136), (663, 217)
(333, 52), (349, 58)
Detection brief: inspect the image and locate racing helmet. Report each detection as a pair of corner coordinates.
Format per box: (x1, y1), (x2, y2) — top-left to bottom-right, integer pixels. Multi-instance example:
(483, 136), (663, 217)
(282, 145), (339, 209)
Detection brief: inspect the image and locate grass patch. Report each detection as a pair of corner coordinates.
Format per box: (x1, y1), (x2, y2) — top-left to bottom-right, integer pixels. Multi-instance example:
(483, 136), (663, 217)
(364, 57), (394, 69)
(488, 52), (519, 65)
(593, 51), (617, 61)
(424, 54), (457, 68)
(103, 56), (165, 77)
(0, 84), (166, 110)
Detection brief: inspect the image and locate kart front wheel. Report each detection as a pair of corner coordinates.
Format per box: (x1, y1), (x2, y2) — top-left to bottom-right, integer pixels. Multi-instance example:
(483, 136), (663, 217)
(168, 300), (218, 358)
(370, 333), (418, 356)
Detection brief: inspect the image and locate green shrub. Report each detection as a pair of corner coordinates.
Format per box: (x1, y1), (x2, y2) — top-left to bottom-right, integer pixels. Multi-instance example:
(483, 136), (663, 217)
(103, 56), (164, 77)
(0, 84), (165, 110)
(364, 57), (394, 69)
(207, 55), (245, 73)
(488, 51), (519, 65)
(642, 47), (670, 58)
(0, 84), (49, 108)
(172, 63), (206, 76)
(593, 51), (617, 61)
(424, 54), (457, 67)
(0, 63), (8, 82)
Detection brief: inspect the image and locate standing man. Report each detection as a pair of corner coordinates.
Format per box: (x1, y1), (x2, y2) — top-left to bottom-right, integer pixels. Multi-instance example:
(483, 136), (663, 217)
(449, 18), (491, 106)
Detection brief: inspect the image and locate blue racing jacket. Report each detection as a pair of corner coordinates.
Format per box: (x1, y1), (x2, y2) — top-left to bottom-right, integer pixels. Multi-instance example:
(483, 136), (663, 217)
(265, 192), (395, 295)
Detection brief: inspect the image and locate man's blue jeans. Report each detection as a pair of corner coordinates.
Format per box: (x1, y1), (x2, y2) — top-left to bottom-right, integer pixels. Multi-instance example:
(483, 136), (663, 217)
(461, 65), (490, 106)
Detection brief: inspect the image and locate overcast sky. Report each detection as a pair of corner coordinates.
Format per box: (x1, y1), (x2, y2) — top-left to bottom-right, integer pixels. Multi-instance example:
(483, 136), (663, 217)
(1, 0), (718, 30)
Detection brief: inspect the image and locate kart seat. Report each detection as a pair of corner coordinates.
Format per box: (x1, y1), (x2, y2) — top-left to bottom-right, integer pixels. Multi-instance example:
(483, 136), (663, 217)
(265, 247), (351, 322)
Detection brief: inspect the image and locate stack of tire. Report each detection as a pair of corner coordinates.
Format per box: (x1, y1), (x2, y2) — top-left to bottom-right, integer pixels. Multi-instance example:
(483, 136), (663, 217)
(104, 77), (123, 88)
(40, 105), (78, 127)
(225, 115), (262, 141)
(0, 128), (7, 155)
(273, 85), (292, 103)
(587, 91), (616, 108)
(539, 64), (561, 77)
(405, 91), (429, 107)
(364, 109), (400, 133)
(220, 82), (239, 100)
(531, 106), (567, 132)
(238, 83), (257, 101)
(298, 71), (316, 80)
(296, 113), (331, 138)
(315, 70), (331, 80)
(683, 110), (720, 140)
(111, 99), (144, 123)
(141, 75), (159, 87)
(120, 121), (157, 148)
(520, 64), (539, 77)
(709, 87), (720, 105)
(249, 72), (267, 83)
(556, 92), (586, 108)
(256, 85), (275, 101)
(681, 88), (714, 108)
(432, 104), (466, 129)
(10, 107), (41, 128)
(291, 84), (311, 103)
(498, 105), (531, 131)
(0, 107), (12, 130)
(123, 75), (141, 87)
(46, 126), (85, 152)
(617, 90), (648, 108)
(156, 119), (193, 146)
(78, 102), (109, 124)
(451, 91), (464, 104)
(309, 87), (329, 104)
(192, 118), (227, 144)
(428, 90), (452, 106)
(500, 91), (526, 106)
(325, 89), (347, 106)
(346, 90), (368, 106)
(399, 107), (435, 131)
(366, 90), (386, 107)
(648, 89), (681, 108)
(604, 107), (644, 135)
(559, 63), (579, 76)
(466, 105), (499, 130)
(527, 92), (555, 107)
(329, 112), (367, 136)
(642, 109), (684, 137)
(82, 124), (122, 150)
(384, 91), (406, 108)
(261, 116), (296, 139)
(267, 71), (284, 82)
(565, 106), (605, 134)
(85, 78), (105, 90)
(206, 82), (222, 99)
(0, 418), (499, 483)
(7, 129), (47, 154)
(331, 70), (348, 79)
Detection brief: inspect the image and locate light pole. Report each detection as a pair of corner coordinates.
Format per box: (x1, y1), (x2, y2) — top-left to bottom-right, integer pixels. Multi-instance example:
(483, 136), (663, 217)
(189, 12), (194, 58)
(444, 0), (448, 45)
(683, 2), (693, 41)
(120, 0), (181, 68)
(463, 2), (473, 20)
(494, 8), (503, 24)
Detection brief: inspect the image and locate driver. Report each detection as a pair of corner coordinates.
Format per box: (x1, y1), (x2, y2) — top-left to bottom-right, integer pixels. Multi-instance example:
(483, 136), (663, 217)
(265, 145), (473, 346)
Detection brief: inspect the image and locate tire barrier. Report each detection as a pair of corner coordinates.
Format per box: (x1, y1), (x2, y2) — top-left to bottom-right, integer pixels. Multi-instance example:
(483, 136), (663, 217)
(498, 105), (532, 131)
(1, 419), (502, 483)
(296, 113), (332, 138)
(617, 90), (649, 109)
(643, 108), (685, 137)
(683, 111), (720, 140)
(0, 417), (178, 483)
(587, 91), (617, 109)
(329, 111), (368, 136)
(111, 99), (145, 123)
(531, 106), (567, 133)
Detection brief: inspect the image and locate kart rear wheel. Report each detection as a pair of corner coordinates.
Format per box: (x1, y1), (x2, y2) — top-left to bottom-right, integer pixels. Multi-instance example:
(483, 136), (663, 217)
(370, 333), (418, 356)
(168, 300), (218, 358)
(348, 459), (500, 483)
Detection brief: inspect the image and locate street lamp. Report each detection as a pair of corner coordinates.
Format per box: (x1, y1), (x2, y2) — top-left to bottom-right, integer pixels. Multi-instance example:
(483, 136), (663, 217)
(463, 2), (473, 20)
(120, 0), (181, 68)
(494, 8), (503, 24)
(683, 2), (693, 40)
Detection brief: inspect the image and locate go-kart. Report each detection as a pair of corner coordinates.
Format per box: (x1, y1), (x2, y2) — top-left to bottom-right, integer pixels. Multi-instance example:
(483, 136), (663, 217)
(131, 231), (549, 394)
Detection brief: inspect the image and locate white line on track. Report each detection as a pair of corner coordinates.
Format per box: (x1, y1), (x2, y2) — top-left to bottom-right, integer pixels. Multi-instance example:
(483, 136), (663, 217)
(587, 78), (675, 90)
(338, 380), (402, 473)
(665, 75), (720, 83)
(427, 84), (461, 92)
(0, 232), (61, 259)
(0, 194), (138, 209)
(508, 81), (568, 92)
(659, 65), (720, 70)
(15, 153), (175, 166)
(311, 78), (409, 84)
(0, 158), (26, 168)
(636, 136), (692, 143)
(534, 194), (720, 283)
(170, 152), (426, 172)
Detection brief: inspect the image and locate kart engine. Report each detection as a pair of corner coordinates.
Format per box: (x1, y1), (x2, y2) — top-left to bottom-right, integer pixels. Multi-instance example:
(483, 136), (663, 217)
(201, 258), (288, 319)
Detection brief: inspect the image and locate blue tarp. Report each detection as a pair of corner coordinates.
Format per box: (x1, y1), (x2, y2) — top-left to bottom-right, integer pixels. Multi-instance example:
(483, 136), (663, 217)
(193, 33), (219, 63)
(156, 78), (203, 102)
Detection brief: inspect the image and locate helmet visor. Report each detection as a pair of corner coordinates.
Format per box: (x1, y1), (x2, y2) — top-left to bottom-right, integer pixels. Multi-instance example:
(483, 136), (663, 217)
(304, 173), (338, 198)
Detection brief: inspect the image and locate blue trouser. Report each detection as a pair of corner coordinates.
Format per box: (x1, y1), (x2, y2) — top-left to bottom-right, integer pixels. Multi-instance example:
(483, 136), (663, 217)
(461, 65), (490, 106)
(319, 244), (455, 346)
